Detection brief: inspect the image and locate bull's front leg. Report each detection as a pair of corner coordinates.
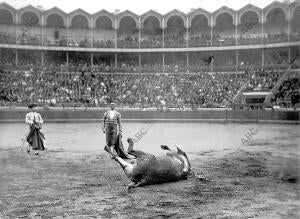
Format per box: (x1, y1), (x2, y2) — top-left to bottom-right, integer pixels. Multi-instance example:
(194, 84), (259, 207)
(125, 182), (136, 193)
(104, 145), (133, 171)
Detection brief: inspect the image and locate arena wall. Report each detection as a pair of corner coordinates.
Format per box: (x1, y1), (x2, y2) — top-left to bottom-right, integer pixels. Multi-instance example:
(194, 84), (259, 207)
(0, 108), (298, 123)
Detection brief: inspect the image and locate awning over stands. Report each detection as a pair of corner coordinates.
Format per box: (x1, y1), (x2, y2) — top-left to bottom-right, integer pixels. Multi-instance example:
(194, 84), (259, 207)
(242, 91), (272, 97)
(242, 91), (272, 105)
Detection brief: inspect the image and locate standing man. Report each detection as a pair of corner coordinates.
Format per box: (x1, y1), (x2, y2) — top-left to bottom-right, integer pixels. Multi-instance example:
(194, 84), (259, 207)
(25, 103), (45, 155)
(102, 102), (122, 155)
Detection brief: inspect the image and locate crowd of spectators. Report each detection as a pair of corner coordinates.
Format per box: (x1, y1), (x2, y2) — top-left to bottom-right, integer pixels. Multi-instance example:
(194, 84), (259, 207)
(0, 49), (15, 66)
(43, 36), (68, 47)
(189, 34), (211, 47)
(67, 37), (91, 47)
(0, 50), (292, 74)
(164, 34), (187, 48)
(18, 56), (40, 66)
(0, 69), (287, 109)
(263, 32), (288, 43)
(0, 32), (16, 44)
(238, 34), (262, 45)
(140, 36), (162, 48)
(271, 75), (300, 108)
(117, 36), (139, 48)
(43, 37), (115, 48)
(290, 32), (300, 41)
(212, 34), (236, 46)
(17, 33), (41, 45)
(245, 70), (282, 91)
(93, 39), (115, 48)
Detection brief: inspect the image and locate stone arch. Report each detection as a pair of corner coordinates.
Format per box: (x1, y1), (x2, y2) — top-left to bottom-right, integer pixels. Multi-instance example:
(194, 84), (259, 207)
(18, 5), (42, 26)
(164, 9), (187, 29)
(190, 14), (210, 28)
(239, 11), (260, 33)
(265, 7), (287, 25)
(45, 7), (67, 27)
(117, 10), (139, 29)
(213, 6), (236, 26)
(0, 9), (14, 24)
(188, 8), (211, 28)
(142, 16), (161, 30)
(46, 14), (65, 28)
(0, 3), (16, 24)
(118, 16), (138, 34)
(214, 12), (235, 29)
(94, 16), (113, 29)
(166, 15), (185, 29)
(238, 4), (262, 24)
(68, 9), (91, 28)
(141, 10), (163, 29)
(92, 10), (115, 29)
(20, 11), (40, 26)
(263, 2), (289, 22)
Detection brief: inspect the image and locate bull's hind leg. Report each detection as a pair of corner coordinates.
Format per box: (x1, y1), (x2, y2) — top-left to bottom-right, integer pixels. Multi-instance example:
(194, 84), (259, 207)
(127, 138), (149, 158)
(162, 144), (191, 173)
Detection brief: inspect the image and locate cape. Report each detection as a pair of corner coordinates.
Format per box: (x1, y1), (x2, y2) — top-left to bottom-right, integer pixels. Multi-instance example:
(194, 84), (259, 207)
(114, 134), (130, 159)
(26, 125), (45, 151)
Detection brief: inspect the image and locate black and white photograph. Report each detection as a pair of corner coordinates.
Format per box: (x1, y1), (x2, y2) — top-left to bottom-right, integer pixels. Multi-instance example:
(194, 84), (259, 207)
(0, 0), (299, 218)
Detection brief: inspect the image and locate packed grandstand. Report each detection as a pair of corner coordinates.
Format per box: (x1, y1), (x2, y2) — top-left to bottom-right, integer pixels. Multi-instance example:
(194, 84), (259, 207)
(0, 1), (299, 109)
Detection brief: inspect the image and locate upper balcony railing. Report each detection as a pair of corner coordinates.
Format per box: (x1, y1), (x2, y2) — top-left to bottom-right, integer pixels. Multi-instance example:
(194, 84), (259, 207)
(0, 26), (299, 49)
(0, 0), (299, 50)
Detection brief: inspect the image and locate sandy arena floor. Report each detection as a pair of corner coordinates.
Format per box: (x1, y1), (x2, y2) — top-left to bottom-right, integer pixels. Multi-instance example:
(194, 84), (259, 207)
(0, 123), (299, 218)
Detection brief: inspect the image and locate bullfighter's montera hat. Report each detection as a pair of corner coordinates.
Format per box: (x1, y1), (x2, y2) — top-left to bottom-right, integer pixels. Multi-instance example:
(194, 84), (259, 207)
(28, 103), (38, 109)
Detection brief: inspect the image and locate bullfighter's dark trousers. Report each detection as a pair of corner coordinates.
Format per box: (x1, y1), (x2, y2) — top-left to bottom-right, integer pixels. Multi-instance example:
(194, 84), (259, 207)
(106, 123), (118, 146)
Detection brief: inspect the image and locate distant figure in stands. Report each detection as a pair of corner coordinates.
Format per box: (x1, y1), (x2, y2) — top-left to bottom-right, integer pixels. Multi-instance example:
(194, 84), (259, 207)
(102, 102), (124, 157)
(25, 104), (45, 155)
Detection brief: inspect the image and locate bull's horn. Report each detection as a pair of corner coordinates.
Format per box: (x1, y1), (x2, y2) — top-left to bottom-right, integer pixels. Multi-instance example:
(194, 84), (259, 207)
(176, 145), (184, 154)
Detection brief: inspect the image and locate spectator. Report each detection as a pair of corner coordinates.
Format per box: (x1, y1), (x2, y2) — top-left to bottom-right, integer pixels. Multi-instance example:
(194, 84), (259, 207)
(0, 68), (284, 108)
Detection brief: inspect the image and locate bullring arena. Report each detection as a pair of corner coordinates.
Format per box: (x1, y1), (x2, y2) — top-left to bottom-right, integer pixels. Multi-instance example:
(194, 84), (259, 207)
(0, 0), (299, 218)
